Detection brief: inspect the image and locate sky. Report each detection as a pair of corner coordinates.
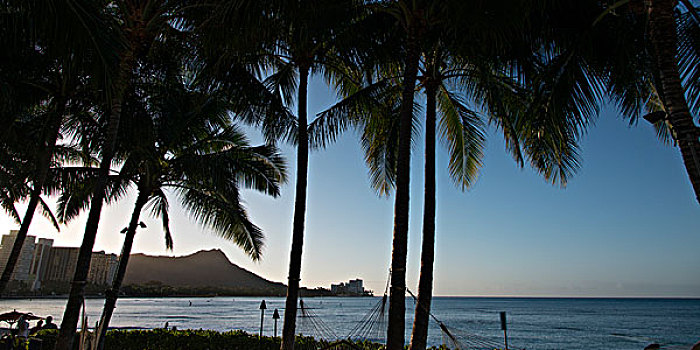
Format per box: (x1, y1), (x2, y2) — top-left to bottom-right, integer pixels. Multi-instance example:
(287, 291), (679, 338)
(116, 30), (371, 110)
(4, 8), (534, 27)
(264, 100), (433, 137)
(1, 77), (699, 298)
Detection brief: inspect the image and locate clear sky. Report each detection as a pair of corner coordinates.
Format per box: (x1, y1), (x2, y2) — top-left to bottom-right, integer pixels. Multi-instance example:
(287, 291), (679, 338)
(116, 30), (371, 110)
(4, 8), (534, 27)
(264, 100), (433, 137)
(2, 77), (699, 297)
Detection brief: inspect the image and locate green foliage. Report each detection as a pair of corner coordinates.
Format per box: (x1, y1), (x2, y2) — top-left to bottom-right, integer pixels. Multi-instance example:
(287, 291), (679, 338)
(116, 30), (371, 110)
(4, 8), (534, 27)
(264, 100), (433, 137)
(120, 281), (286, 297)
(31, 329), (406, 350)
(105, 329), (279, 350)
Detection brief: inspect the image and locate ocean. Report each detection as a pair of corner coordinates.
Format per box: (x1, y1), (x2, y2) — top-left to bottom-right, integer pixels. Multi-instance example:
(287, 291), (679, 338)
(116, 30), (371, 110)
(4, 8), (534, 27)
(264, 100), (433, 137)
(1, 296), (698, 349)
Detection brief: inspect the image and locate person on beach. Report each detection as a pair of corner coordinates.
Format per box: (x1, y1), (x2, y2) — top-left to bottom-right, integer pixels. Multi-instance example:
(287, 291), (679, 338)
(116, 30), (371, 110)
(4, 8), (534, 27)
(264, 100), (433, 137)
(42, 316), (57, 329)
(29, 320), (43, 334)
(17, 315), (29, 338)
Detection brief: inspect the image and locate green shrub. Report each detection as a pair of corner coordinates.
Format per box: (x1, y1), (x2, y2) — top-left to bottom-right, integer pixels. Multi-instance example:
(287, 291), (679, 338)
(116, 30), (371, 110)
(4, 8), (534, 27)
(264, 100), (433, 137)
(31, 329), (395, 350)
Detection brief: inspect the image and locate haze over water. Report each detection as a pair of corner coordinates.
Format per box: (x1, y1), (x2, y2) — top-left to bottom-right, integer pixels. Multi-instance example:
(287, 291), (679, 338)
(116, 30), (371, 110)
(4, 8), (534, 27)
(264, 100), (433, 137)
(2, 296), (698, 349)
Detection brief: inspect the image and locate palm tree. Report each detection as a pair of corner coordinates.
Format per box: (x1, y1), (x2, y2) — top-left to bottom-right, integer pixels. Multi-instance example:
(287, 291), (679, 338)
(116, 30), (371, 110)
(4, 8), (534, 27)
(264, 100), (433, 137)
(198, 1), (364, 348)
(640, 0), (700, 203)
(360, 3), (525, 348)
(312, 4), (462, 348)
(0, 0), (117, 296)
(409, 48), (484, 350)
(53, 0), (196, 348)
(0, 74), (82, 296)
(0, 116), (55, 232)
(53, 80), (286, 350)
(410, 46), (586, 350)
(528, 0), (700, 204)
(316, 3), (589, 348)
(359, 3), (431, 348)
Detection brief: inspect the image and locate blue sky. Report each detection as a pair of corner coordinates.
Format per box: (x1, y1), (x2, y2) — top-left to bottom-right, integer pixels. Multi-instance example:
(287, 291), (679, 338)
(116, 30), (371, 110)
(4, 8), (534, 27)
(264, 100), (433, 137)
(1, 77), (699, 297)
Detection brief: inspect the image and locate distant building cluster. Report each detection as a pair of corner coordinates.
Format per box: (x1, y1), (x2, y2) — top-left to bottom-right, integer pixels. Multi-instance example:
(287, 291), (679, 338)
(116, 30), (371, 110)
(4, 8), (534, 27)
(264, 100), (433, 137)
(330, 279), (370, 296)
(0, 230), (118, 291)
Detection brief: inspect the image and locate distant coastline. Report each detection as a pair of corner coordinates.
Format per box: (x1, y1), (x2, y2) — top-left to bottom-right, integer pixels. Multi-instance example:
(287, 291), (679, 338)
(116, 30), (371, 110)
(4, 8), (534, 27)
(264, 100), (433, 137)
(2, 248), (377, 298)
(2, 291), (375, 299)
(7, 294), (694, 301)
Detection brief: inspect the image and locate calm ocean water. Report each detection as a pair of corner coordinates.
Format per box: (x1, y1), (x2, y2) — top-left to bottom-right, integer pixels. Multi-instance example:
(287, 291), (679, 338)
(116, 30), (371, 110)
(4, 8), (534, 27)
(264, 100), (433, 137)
(0, 297), (698, 349)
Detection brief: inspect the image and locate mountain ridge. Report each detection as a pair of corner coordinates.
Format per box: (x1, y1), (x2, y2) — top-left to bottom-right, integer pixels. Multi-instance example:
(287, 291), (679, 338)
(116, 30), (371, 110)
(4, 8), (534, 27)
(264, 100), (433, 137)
(122, 249), (287, 295)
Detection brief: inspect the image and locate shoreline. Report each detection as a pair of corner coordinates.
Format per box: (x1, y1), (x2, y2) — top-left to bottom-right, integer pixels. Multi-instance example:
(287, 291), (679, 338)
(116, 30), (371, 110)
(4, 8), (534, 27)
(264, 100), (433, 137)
(2, 294), (697, 300)
(0, 294), (376, 300)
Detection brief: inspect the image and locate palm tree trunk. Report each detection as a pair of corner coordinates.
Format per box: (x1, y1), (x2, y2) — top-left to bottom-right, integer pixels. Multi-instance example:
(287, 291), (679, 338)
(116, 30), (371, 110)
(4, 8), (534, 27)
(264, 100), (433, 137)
(409, 82), (437, 350)
(54, 53), (133, 350)
(95, 189), (149, 350)
(280, 64), (310, 350)
(387, 28), (421, 350)
(648, 0), (700, 204)
(0, 100), (65, 296)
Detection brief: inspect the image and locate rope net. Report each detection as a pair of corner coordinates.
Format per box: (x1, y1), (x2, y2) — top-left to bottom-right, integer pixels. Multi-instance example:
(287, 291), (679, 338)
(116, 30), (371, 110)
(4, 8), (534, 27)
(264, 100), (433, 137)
(437, 322), (511, 350)
(297, 299), (339, 341)
(345, 294), (388, 343)
(407, 288), (519, 350)
(291, 272), (518, 350)
(295, 298), (366, 350)
(294, 273), (390, 350)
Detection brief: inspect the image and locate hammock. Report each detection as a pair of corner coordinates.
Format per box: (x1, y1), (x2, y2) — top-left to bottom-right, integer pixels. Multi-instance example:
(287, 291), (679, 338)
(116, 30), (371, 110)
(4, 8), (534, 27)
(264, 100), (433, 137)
(292, 271), (519, 350)
(298, 299), (339, 341)
(407, 288), (518, 350)
(296, 294), (388, 345)
(345, 294), (388, 343)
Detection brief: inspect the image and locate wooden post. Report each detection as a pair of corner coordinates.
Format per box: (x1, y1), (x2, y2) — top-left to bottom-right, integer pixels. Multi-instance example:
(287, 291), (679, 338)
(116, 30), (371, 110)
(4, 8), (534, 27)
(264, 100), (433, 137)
(259, 300), (267, 338)
(273, 309), (280, 338)
(500, 311), (509, 350)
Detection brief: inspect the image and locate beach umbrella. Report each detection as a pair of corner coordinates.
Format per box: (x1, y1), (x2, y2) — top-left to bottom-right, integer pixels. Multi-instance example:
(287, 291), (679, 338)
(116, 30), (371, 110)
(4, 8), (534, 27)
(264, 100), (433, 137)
(0, 310), (42, 326)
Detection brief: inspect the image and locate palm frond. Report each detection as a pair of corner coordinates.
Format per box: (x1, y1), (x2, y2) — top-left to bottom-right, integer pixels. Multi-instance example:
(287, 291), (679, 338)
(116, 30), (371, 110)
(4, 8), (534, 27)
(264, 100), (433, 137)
(311, 78), (397, 150)
(173, 136), (286, 198)
(678, 9), (700, 117)
(0, 193), (21, 225)
(264, 60), (299, 110)
(37, 195), (60, 231)
(148, 189), (173, 251)
(178, 186), (263, 261)
(517, 52), (599, 186)
(437, 88), (486, 190)
(52, 168), (130, 224)
(360, 97), (422, 196)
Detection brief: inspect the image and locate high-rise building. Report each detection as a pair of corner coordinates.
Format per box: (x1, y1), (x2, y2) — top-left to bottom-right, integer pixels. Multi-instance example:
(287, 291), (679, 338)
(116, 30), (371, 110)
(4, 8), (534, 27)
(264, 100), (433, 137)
(107, 254), (119, 285)
(330, 279), (366, 295)
(0, 230), (36, 282)
(88, 251), (119, 286)
(0, 231), (119, 292)
(29, 238), (54, 290)
(44, 247), (79, 283)
(347, 279), (363, 294)
(39, 247), (118, 286)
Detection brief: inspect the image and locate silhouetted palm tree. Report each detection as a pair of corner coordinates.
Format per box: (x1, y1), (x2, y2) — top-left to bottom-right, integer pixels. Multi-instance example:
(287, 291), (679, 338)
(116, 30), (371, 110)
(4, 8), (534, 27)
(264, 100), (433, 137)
(368, 3), (431, 348)
(0, 0), (117, 296)
(53, 79), (286, 349)
(53, 0), (195, 348)
(317, 3), (588, 348)
(628, 0), (700, 203)
(410, 50), (584, 350)
(410, 48), (485, 350)
(361, 2), (529, 348)
(198, 1), (364, 348)
(528, 0), (700, 204)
